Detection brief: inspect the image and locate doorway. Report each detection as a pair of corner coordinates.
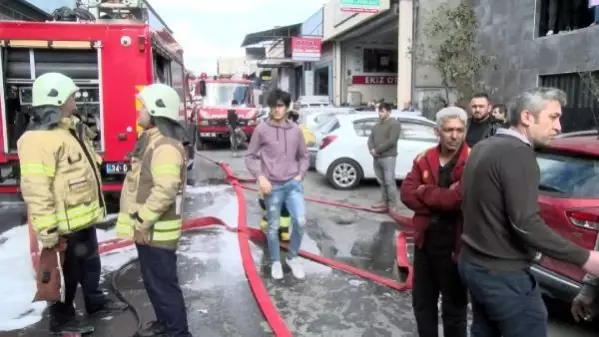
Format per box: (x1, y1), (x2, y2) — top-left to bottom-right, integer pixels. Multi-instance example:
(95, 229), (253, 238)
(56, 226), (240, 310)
(314, 66), (329, 96)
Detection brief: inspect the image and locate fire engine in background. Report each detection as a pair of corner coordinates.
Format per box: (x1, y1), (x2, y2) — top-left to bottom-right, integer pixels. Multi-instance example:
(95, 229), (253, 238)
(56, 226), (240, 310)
(190, 73), (258, 149)
(0, 1), (193, 204)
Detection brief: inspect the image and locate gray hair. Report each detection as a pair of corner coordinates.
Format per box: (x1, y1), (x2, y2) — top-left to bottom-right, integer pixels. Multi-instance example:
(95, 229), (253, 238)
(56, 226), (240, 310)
(508, 87), (567, 126)
(435, 106), (468, 127)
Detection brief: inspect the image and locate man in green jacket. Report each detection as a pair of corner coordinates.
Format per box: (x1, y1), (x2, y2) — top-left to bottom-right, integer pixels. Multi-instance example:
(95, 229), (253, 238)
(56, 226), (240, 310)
(367, 102), (401, 211)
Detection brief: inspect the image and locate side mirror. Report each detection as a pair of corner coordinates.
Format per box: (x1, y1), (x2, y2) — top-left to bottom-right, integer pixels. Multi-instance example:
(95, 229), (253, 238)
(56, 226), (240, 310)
(196, 80), (206, 97)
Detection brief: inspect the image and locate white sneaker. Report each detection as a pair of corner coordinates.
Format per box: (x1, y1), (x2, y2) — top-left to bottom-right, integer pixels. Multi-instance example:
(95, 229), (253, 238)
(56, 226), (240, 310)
(271, 261), (283, 280)
(286, 258), (305, 279)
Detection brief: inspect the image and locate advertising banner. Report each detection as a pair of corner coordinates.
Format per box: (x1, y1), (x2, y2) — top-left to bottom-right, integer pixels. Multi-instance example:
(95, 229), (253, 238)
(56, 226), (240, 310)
(291, 37), (322, 62)
(352, 75), (397, 85)
(340, 0), (381, 13)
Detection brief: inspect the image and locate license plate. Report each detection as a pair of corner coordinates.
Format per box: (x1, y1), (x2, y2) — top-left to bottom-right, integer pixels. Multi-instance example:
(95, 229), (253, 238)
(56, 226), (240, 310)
(105, 163), (129, 174)
(199, 132), (217, 137)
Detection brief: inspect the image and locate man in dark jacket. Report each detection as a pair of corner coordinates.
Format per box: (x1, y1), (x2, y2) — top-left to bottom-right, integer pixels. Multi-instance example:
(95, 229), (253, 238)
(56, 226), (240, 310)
(465, 92), (502, 147)
(227, 99), (239, 156)
(400, 106), (470, 337)
(367, 102), (401, 210)
(459, 87), (599, 337)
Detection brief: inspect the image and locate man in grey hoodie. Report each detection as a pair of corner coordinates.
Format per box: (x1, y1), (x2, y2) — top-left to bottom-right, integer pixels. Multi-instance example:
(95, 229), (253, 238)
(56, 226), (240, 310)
(245, 89), (310, 280)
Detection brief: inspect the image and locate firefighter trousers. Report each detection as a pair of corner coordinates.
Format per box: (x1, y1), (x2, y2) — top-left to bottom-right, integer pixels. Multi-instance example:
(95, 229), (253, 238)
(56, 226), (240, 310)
(49, 227), (108, 325)
(412, 242), (468, 337)
(136, 244), (192, 337)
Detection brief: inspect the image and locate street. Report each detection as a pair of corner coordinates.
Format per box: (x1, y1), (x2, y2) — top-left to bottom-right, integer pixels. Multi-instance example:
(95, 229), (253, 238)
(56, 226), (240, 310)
(197, 148), (599, 337)
(0, 148), (595, 336)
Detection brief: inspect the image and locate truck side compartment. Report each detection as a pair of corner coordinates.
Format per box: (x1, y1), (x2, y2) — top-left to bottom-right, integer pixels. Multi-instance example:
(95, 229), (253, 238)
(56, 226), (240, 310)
(0, 21), (151, 192)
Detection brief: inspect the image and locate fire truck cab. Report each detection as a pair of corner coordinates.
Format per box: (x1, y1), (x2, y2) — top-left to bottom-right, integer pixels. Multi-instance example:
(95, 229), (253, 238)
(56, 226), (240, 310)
(191, 74), (258, 148)
(0, 1), (192, 197)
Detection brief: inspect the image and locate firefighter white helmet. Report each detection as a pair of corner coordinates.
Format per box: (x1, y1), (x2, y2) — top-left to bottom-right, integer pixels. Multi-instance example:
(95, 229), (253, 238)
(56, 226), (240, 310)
(137, 84), (181, 122)
(32, 72), (79, 107)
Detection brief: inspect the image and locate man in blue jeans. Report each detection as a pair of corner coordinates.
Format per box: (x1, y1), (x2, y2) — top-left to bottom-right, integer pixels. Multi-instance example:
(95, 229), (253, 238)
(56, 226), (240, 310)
(245, 88), (309, 280)
(459, 87), (599, 337)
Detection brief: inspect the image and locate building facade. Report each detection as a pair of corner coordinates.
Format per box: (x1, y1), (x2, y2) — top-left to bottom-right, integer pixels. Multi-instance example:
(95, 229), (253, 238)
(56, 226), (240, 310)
(323, 0), (402, 105)
(318, 0), (455, 113)
(474, 0), (599, 131)
(300, 8), (328, 98)
(0, 0), (51, 21)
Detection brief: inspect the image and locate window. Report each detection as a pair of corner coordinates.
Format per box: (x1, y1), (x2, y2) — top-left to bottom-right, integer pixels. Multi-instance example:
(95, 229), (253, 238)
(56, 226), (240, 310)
(538, 0), (597, 37)
(363, 48), (398, 73)
(170, 60), (186, 103)
(203, 83), (251, 106)
(537, 152), (599, 198)
(353, 118), (379, 137)
(153, 53), (172, 85)
(314, 113), (336, 126)
(400, 122), (437, 141)
(317, 118), (341, 135)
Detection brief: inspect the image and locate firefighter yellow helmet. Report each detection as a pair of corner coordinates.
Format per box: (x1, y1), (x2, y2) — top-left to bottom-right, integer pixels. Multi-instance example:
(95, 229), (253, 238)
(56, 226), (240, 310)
(137, 83), (181, 122)
(32, 72), (79, 107)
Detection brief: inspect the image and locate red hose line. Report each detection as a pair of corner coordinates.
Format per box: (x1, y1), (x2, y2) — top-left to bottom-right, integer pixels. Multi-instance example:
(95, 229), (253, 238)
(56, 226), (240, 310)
(27, 152), (415, 337)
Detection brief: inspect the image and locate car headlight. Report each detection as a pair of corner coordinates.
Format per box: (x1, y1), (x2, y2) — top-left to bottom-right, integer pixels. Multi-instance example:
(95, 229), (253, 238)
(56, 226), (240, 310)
(199, 120), (209, 126)
(249, 120), (257, 126)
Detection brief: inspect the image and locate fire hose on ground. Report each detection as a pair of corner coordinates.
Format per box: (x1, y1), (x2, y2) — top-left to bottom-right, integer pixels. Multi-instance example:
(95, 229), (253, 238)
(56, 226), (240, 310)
(27, 153), (415, 337)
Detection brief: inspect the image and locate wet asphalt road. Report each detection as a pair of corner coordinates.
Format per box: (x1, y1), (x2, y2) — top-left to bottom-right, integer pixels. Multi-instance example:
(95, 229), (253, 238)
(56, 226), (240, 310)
(0, 148), (596, 336)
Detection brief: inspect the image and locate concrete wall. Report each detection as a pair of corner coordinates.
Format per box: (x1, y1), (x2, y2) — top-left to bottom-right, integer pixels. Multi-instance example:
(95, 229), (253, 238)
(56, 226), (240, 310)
(473, 0), (599, 103)
(323, 0), (391, 41)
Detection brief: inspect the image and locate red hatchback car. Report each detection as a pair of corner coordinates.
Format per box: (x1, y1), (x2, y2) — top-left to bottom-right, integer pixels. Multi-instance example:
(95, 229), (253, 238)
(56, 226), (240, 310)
(531, 131), (599, 301)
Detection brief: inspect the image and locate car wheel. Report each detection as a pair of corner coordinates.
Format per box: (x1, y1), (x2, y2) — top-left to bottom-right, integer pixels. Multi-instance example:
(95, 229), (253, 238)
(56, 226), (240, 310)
(326, 158), (363, 190)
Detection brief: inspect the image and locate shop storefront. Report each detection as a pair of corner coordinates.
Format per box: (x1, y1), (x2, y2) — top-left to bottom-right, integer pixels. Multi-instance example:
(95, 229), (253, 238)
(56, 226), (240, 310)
(322, 0), (400, 105)
(241, 24), (303, 101)
(322, 0), (415, 106)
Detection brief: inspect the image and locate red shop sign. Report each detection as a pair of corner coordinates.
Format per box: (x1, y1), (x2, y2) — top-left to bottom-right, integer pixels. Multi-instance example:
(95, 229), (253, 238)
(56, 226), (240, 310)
(352, 76), (397, 85)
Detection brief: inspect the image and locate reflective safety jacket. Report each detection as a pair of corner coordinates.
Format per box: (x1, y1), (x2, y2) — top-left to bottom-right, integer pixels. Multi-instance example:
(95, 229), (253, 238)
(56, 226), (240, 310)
(18, 117), (106, 234)
(299, 124), (315, 147)
(116, 128), (186, 250)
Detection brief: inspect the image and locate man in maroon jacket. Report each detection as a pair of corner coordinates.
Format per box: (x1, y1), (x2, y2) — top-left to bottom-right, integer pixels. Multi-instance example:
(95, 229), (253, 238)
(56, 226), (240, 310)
(400, 106), (470, 337)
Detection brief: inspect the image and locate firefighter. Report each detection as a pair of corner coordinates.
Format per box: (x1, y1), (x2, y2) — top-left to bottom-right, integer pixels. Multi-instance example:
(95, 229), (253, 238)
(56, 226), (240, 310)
(257, 110), (313, 242)
(115, 83), (192, 337)
(18, 72), (127, 335)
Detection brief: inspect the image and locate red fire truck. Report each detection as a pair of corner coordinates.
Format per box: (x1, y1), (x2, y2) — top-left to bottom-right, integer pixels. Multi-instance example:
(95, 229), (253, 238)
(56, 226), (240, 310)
(0, 4), (192, 197)
(191, 74), (258, 149)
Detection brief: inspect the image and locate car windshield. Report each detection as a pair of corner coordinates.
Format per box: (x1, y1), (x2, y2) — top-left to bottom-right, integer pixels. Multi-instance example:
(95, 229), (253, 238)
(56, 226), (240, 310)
(537, 152), (599, 198)
(203, 82), (250, 106)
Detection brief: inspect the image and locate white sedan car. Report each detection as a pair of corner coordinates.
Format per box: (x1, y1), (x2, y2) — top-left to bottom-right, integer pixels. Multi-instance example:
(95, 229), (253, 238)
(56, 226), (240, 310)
(315, 113), (438, 189)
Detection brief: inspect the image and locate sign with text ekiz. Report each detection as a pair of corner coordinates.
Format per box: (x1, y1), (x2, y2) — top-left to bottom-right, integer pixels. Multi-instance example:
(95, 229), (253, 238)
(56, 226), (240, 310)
(291, 37), (322, 62)
(340, 0), (380, 13)
(352, 75), (397, 85)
